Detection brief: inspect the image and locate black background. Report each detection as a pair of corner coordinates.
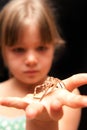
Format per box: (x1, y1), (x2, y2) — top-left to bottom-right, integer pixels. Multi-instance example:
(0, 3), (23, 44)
(52, 0), (87, 130)
(0, 0), (87, 129)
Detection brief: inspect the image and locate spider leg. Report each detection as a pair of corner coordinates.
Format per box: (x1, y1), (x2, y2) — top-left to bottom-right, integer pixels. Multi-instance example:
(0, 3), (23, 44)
(40, 84), (55, 101)
(40, 85), (51, 101)
(56, 81), (65, 88)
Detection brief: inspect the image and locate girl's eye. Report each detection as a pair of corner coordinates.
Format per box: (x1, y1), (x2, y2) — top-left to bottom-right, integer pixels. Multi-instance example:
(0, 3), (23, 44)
(37, 46), (48, 52)
(12, 48), (25, 53)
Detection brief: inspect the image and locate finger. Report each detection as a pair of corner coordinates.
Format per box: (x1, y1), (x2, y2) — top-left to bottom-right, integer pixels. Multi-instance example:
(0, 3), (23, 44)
(63, 73), (87, 91)
(56, 88), (87, 108)
(0, 97), (29, 109)
(25, 102), (48, 120)
(40, 94), (63, 121)
(50, 99), (63, 120)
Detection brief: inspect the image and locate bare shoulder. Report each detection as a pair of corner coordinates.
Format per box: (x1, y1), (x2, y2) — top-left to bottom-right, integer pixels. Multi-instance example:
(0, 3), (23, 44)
(0, 80), (10, 87)
(0, 79), (12, 96)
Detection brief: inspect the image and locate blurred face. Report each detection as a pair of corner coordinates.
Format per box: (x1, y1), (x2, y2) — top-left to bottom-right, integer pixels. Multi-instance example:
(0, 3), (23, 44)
(4, 24), (54, 86)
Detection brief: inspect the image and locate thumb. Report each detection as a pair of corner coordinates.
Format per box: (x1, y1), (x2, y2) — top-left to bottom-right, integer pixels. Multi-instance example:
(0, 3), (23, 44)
(63, 73), (87, 91)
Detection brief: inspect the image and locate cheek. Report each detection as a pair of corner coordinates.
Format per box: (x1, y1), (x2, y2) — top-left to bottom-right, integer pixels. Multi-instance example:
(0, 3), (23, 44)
(4, 53), (21, 71)
(2, 49), (13, 67)
(5, 59), (22, 77)
(6, 59), (19, 73)
(41, 51), (54, 70)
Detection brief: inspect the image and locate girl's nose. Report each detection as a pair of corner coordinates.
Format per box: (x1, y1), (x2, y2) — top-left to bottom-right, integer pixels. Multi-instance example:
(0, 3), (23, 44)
(25, 51), (38, 66)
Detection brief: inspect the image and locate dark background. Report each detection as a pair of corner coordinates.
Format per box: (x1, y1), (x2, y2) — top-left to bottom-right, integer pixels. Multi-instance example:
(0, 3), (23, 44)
(0, 0), (87, 129)
(52, 0), (87, 130)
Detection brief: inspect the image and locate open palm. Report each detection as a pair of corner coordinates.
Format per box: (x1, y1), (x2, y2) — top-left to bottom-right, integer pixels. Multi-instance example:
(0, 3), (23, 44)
(0, 73), (87, 121)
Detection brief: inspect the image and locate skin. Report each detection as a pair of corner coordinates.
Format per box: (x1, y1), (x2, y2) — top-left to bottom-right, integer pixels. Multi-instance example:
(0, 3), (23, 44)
(4, 23), (54, 87)
(0, 23), (87, 130)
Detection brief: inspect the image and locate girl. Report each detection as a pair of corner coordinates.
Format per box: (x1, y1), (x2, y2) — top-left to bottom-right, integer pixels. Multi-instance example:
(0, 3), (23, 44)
(0, 0), (87, 130)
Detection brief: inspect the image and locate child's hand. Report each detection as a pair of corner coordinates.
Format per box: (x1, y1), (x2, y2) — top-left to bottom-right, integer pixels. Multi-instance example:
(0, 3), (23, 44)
(0, 73), (87, 121)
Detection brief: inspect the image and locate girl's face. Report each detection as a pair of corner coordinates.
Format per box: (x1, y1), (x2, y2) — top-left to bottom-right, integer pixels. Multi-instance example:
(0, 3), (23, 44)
(4, 24), (54, 87)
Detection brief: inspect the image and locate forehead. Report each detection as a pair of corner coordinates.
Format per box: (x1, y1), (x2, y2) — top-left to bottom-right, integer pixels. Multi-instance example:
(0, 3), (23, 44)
(14, 22), (45, 47)
(18, 20), (42, 45)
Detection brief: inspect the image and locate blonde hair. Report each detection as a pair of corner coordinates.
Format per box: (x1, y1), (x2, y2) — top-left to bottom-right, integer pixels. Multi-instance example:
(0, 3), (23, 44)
(0, 0), (64, 48)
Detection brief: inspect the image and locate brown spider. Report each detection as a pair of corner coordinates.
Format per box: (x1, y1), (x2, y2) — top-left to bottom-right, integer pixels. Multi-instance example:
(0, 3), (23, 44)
(33, 77), (65, 101)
